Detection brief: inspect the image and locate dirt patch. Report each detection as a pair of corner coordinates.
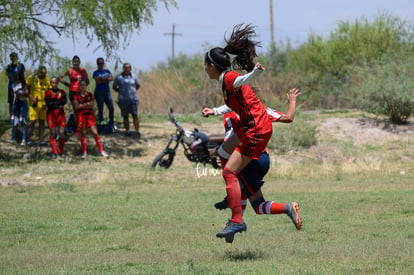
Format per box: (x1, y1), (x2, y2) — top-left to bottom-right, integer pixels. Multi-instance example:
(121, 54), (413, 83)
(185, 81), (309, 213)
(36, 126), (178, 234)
(318, 117), (414, 145)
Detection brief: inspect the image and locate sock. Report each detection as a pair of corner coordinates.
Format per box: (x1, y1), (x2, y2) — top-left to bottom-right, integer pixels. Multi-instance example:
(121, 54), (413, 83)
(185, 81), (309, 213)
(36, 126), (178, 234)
(255, 201), (286, 215)
(58, 137), (65, 154)
(94, 135), (103, 152)
(50, 137), (57, 154)
(81, 136), (87, 153)
(241, 195), (248, 216)
(222, 168), (242, 224)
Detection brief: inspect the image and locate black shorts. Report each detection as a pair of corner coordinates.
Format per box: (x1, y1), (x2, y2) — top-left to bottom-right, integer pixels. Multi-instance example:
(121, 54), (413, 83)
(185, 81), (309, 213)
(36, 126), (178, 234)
(238, 151), (270, 197)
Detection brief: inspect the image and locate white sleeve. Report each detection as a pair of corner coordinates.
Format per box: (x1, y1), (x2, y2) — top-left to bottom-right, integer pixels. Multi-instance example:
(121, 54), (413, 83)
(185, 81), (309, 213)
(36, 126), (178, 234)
(233, 66), (262, 89)
(213, 104), (233, 116)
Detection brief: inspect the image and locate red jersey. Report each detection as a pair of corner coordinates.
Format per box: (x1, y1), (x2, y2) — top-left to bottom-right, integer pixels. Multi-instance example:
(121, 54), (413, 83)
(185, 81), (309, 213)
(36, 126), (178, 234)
(69, 68), (88, 92)
(73, 92), (94, 116)
(74, 92), (96, 129)
(222, 71), (271, 133)
(45, 89), (66, 128)
(222, 71), (272, 159)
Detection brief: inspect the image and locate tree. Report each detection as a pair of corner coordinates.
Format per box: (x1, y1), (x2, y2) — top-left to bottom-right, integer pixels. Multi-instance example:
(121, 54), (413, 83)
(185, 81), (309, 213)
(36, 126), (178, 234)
(0, 0), (176, 65)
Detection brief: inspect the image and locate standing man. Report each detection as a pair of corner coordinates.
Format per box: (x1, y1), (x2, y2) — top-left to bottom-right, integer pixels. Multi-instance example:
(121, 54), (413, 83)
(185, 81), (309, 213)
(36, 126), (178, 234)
(25, 66), (51, 146)
(93, 57), (116, 131)
(6, 52), (26, 117)
(112, 62), (141, 139)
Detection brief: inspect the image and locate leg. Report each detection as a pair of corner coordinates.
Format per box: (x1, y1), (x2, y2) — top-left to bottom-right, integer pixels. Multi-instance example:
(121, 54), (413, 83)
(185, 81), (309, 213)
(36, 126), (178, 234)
(95, 92), (104, 122)
(132, 114), (139, 132)
(80, 128), (87, 156)
(58, 127), (66, 155)
(216, 151), (252, 242)
(123, 115), (130, 133)
(39, 119), (45, 142)
(105, 92), (115, 124)
(27, 120), (35, 144)
(49, 127), (57, 155)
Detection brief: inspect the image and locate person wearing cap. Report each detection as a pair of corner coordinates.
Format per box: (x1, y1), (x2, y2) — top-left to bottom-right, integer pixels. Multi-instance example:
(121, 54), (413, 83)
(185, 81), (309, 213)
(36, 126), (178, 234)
(6, 52), (26, 118)
(112, 62), (141, 139)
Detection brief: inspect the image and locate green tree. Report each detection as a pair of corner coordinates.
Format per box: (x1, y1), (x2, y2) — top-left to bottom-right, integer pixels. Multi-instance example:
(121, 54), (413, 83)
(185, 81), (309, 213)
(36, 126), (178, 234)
(0, 0), (176, 65)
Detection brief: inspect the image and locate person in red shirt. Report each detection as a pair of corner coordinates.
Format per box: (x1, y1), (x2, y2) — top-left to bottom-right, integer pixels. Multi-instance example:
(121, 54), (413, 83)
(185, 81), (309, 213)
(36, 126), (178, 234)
(203, 88), (302, 243)
(45, 77), (67, 158)
(73, 80), (108, 159)
(59, 55), (89, 111)
(203, 24), (274, 241)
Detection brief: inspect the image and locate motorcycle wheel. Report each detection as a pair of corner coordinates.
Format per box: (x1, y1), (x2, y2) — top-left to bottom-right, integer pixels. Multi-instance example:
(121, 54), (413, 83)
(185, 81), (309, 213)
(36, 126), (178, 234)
(151, 150), (175, 169)
(211, 156), (221, 169)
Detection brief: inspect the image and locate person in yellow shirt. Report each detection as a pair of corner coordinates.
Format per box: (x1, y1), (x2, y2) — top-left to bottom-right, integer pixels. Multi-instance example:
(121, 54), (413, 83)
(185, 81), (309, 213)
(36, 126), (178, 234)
(25, 66), (51, 146)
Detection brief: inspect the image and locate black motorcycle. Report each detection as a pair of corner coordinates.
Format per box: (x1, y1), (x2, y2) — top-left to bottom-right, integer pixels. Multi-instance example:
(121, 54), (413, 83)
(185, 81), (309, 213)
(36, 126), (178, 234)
(151, 107), (223, 169)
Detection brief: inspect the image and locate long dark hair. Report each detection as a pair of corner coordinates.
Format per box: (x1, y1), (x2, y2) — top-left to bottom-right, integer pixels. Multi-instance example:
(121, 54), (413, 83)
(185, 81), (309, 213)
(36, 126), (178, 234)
(205, 24), (261, 72)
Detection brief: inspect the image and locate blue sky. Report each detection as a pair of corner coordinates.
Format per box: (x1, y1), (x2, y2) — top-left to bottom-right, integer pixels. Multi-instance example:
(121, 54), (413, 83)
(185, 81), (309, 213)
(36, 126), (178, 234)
(57, 0), (414, 71)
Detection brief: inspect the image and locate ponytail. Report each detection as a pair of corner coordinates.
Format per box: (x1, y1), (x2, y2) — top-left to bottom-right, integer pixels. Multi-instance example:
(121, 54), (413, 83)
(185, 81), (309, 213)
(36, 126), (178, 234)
(224, 24), (261, 72)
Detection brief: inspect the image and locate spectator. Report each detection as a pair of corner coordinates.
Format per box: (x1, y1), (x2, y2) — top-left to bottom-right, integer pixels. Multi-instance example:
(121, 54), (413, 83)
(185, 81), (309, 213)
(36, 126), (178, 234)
(10, 73), (28, 146)
(25, 66), (51, 146)
(73, 80), (108, 159)
(45, 77), (67, 159)
(59, 55), (89, 111)
(112, 62), (141, 139)
(6, 52), (25, 117)
(93, 57), (116, 131)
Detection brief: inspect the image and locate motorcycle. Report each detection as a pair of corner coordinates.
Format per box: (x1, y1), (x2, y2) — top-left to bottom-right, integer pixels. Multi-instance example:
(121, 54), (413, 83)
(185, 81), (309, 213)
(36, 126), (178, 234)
(151, 107), (223, 169)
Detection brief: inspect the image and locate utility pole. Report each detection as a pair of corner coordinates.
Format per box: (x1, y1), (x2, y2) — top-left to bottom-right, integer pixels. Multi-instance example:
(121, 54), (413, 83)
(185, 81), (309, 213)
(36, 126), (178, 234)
(164, 24), (182, 60)
(269, 0), (275, 44)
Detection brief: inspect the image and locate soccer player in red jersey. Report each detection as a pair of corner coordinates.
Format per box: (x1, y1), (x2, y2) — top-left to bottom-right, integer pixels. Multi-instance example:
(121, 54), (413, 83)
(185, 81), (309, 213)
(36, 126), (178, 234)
(203, 24), (275, 241)
(59, 55), (89, 110)
(73, 80), (108, 159)
(203, 88), (303, 243)
(45, 77), (67, 158)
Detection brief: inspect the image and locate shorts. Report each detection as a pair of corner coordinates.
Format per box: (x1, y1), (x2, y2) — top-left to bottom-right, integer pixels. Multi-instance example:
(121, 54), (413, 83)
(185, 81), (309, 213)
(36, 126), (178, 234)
(77, 112), (96, 129)
(235, 126), (272, 160)
(47, 109), (66, 128)
(118, 99), (139, 116)
(238, 151), (270, 197)
(29, 104), (47, 121)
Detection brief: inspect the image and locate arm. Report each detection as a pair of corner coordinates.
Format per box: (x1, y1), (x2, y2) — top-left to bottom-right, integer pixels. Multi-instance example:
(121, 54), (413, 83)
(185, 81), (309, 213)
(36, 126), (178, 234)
(276, 88), (301, 123)
(202, 105), (233, 117)
(233, 62), (264, 90)
(59, 69), (70, 87)
(112, 77), (119, 92)
(84, 69), (90, 86)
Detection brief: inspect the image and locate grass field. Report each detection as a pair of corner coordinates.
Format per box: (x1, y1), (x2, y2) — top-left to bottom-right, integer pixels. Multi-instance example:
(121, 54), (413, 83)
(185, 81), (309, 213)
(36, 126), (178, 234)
(0, 113), (413, 274)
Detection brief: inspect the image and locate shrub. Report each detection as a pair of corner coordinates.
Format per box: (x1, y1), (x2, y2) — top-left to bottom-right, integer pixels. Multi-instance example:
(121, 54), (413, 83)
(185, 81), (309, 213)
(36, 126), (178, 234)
(267, 114), (318, 153)
(352, 52), (414, 124)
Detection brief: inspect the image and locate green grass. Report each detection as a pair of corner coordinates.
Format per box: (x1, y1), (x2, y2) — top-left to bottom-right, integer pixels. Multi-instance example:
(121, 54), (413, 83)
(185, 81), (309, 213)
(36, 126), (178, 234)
(0, 162), (413, 274)
(0, 112), (413, 274)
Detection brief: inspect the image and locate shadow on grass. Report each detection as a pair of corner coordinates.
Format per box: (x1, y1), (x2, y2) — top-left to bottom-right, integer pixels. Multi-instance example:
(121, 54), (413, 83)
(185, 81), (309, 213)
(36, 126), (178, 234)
(224, 249), (267, 262)
(0, 119), (11, 137)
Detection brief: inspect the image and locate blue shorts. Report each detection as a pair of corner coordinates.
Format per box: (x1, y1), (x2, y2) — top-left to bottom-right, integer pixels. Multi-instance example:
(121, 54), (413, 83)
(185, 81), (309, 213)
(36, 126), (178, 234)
(238, 151), (270, 197)
(118, 99), (139, 116)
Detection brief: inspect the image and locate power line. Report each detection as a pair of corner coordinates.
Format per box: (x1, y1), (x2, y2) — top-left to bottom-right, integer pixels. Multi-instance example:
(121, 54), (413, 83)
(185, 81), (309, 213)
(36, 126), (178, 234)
(164, 24), (182, 60)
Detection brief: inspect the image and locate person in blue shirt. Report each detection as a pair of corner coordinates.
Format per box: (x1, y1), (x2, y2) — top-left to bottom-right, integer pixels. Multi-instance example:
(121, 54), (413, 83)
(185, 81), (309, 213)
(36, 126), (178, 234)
(93, 57), (116, 131)
(6, 52), (25, 118)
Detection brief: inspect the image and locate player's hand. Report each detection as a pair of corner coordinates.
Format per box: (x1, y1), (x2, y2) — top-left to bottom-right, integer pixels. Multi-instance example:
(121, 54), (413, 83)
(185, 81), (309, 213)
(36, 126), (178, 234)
(256, 62), (265, 71)
(286, 88), (301, 102)
(202, 107), (214, 117)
